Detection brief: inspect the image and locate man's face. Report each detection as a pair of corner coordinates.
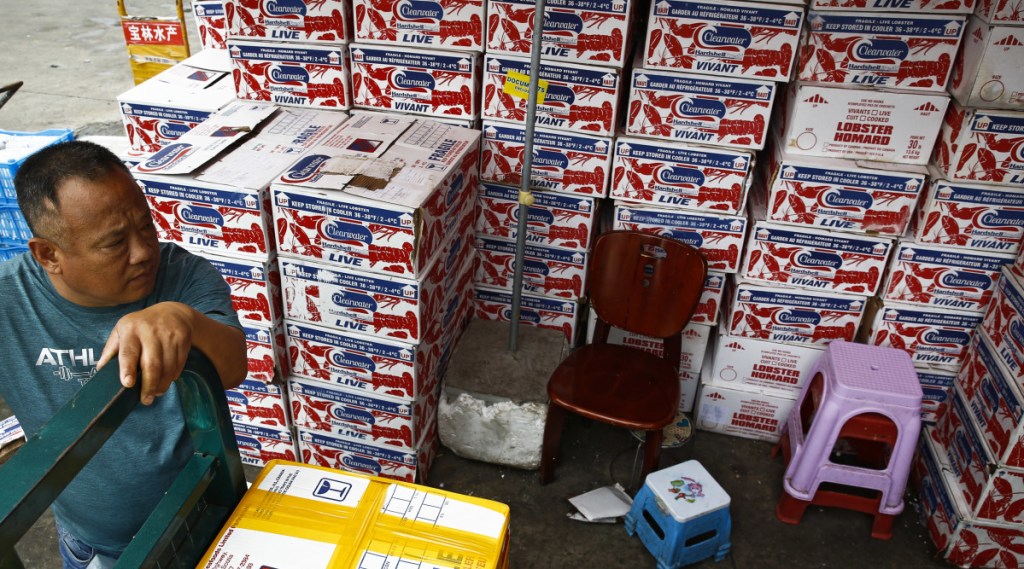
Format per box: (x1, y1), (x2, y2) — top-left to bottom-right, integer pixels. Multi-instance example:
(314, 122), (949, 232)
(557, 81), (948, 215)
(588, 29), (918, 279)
(43, 168), (161, 307)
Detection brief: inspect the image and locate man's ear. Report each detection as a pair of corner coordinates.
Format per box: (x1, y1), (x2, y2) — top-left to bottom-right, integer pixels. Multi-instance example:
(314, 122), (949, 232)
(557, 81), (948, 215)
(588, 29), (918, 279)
(28, 237), (62, 275)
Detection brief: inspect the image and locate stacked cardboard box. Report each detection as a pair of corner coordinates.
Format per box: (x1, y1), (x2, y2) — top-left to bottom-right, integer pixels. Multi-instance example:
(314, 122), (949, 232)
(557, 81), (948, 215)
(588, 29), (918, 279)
(271, 112), (480, 482)
(133, 101), (347, 467)
(225, 0), (354, 110)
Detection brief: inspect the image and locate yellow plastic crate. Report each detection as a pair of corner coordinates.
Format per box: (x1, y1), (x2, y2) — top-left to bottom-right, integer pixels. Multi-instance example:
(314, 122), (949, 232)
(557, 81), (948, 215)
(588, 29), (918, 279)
(198, 460), (510, 568)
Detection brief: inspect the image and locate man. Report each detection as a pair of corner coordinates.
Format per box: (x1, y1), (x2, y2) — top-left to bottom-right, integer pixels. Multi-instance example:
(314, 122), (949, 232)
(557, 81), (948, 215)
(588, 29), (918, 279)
(0, 140), (247, 568)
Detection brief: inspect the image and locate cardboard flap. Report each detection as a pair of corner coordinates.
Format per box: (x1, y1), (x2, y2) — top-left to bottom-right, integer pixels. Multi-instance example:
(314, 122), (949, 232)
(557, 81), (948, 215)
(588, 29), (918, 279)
(134, 102), (278, 175)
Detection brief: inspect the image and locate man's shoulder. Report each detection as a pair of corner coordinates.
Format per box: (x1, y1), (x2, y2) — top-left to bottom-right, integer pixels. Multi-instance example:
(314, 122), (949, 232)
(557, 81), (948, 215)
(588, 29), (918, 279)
(0, 253), (36, 284)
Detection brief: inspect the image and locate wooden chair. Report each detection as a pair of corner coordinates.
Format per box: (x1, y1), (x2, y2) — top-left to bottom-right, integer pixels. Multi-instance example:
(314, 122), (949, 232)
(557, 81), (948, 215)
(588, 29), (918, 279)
(0, 350), (246, 569)
(539, 230), (707, 485)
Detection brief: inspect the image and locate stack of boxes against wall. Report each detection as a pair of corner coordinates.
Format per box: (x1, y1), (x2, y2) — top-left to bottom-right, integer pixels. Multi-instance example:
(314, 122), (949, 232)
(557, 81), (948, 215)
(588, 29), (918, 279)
(112, 1), (481, 483)
(470, 0), (631, 340)
(909, 4), (1024, 567)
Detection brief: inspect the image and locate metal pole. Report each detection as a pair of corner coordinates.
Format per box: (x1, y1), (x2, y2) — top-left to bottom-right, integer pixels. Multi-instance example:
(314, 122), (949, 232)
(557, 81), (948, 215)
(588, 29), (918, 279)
(508, 0), (547, 352)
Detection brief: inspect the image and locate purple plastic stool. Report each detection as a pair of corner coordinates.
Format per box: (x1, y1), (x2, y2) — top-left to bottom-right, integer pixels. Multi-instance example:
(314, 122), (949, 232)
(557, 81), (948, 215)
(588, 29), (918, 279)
(779, 341), (922, 520)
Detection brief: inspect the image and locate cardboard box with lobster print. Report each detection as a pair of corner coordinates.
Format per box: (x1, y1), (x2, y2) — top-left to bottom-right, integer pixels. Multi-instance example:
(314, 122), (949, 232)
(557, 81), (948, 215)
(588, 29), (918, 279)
(610, 136), (754, 214)
(752, 135), (927, 236)
(485, 0), (634, 67)
(915, 426), (1024, 569)
(913, 172), (1024, 253)
(933, 102), (1024, 184)
(882, 240), (1014, 314)
(643, 0), (804, 81)
(724, 279), (866, 346)
(475, 182), (597, 251)
(949, 16), (1024, 111)
(225, 0), (351, 44)
(354, 0), (485, 51)
(798, 12), (966, 92)
(626, 66), (776, 150)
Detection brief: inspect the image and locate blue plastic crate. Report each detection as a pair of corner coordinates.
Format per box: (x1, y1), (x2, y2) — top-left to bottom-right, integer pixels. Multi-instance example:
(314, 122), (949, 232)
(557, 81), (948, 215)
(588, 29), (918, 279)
(0, 128), (75, 203)
(0, 207), (15, 244)
(0, 244), (28, 263)
(9, 208), (31, 243)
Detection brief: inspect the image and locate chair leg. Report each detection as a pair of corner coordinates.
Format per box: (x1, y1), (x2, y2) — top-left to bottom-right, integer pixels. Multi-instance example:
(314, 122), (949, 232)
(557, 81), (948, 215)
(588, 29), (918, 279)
(539, 404), (567, 485)
(640, 428), (663, 482)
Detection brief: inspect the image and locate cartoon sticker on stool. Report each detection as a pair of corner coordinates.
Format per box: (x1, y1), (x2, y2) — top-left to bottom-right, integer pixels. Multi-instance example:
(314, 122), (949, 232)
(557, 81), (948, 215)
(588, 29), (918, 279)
(667, 476), (704, 503)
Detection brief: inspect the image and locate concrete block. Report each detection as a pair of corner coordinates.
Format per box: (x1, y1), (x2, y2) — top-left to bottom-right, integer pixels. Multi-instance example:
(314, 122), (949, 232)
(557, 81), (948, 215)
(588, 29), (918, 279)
(439, 319), (569, 470)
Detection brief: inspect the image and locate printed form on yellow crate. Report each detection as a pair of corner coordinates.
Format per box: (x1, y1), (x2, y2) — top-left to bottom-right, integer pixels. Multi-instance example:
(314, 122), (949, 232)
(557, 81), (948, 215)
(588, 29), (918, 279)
(199, 460), (510, 569)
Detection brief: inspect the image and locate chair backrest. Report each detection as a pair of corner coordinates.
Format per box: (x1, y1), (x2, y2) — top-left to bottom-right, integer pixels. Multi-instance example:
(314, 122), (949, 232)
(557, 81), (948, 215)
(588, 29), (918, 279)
(589, 230), (708, 342)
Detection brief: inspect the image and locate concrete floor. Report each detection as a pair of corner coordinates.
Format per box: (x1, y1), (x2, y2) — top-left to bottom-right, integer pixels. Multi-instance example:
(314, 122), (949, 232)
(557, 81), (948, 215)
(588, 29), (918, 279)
(2, 389), (949, 568)
(0, 2), (953, 567)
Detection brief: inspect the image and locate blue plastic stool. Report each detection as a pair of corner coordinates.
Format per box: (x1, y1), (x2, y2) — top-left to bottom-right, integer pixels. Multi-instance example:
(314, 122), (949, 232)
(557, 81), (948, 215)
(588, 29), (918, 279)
(625, 460), (732, 568)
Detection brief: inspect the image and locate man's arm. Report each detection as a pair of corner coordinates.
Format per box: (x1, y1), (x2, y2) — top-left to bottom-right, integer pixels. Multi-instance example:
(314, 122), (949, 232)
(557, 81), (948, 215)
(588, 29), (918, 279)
(95, 301), (247, 405)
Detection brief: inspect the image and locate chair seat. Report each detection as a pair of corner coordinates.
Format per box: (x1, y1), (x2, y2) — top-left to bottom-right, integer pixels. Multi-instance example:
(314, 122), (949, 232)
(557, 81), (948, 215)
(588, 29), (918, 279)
(548, 344), (680, 430)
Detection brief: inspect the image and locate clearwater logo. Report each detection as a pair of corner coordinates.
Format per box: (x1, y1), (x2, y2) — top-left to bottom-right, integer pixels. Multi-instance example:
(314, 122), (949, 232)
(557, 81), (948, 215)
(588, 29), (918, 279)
(938, 270), (991, 291)
(322, 221), (373, 245)
(177, 205), (224, 227)
(283, 154), (329, 183)
(693, 25), (751, 54)
(330, 405), (375, 425)
(774, 310), (821, 327)
(330, 290), (378, 312)
(262, 0), (306, 18)
(389, 70), (435, 92)
(268, 64), (309, 85)
(543, 84), (576, 106)
(395, 0), (443, 22)
(792, 251), (843, 271)
(137, 143), (193, 172)
(672, 98), (726, 121)
(542, 11), (583, 37)
(342, 455), (382, 475)
(533, 149), (569, 170)
(666, 229), (703, 248)
(655, 165), (705, 188)
(330, 351), (376, 373)
(503, 307), (541, 323)
(1011, 139), (1024, 163)
(921, 329), (970, 347)
(818, 188), (873, 211)
(847, 39), (908, 65)
(157, 122), (192, 140)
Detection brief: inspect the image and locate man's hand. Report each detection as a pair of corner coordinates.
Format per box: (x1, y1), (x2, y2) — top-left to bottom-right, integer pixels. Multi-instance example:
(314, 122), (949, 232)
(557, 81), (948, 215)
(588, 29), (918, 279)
(96, 302), (197, 406)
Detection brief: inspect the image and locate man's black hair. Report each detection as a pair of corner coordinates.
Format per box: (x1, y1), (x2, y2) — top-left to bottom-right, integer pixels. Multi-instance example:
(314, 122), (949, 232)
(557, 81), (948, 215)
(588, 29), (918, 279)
(14, 140), (132, 242)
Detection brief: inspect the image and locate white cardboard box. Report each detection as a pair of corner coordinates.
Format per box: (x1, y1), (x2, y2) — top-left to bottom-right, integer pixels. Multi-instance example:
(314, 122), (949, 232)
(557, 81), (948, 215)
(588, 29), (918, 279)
(725, 279), (867, 345)
(355, 0), (485, 51)
(226, 379), (290, 429)
(643, 0), (803, 81)
(982, 266), (1024, 376)
(272, 113), (480, 278)
(753, 137), (926, 236)
(932, 101), (1024, 184)
(228, 40), (352, 109)
(799, 12), (965, 92)
(707, 332), (824, 398)
(776, 82), (949, 165)
(950, 16), (1024, 110)
(232, 422), (299, 468)
(117, 49), (235, 153)
(350, 45), (481, 120)
(133, 102), (345, 261)
(475, 182), (597, 251)
(610, 136), (754, 215)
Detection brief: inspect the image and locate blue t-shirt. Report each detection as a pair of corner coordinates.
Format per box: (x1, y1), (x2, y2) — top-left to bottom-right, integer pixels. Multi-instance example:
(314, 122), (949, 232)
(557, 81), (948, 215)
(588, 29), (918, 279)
(0, 243), (241, 554)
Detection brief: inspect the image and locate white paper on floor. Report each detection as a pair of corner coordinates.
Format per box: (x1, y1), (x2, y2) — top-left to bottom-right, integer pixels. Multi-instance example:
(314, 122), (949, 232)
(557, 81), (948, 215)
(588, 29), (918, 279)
(567, 483), (633, 523)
